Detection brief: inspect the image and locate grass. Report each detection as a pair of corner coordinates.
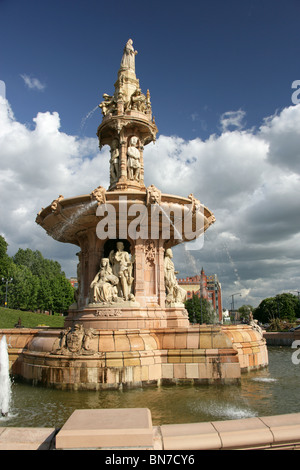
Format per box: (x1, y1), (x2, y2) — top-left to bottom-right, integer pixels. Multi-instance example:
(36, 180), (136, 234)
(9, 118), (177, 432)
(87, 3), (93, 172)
(0, 306), (65, 329)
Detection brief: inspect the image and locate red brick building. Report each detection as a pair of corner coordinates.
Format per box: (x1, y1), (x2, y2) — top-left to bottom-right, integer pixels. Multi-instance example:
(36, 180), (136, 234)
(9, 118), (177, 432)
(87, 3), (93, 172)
(178, 268), (222, 321)
(69, 277), (78, 289)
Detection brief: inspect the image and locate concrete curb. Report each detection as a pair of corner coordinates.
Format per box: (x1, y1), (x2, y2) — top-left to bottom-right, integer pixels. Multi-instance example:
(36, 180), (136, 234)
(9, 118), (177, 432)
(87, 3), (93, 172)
(2, 410), (300, 450)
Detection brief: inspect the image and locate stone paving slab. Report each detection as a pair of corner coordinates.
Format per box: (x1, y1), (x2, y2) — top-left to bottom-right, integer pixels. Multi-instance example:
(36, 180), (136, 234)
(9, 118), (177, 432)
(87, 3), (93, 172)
(55, 408), (153, 449)
(0, 427), (57, 450)
(160, 421), (222, 450)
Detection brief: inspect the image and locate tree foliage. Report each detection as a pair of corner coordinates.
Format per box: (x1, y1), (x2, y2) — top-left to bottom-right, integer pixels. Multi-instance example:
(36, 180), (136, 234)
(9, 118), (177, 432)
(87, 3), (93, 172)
(185, 294), (218, 324)
(0, 235), (13, 278)
(254, 293), (300, 324)
(0, 238), (74, 313)
(238, 304), (254, 322)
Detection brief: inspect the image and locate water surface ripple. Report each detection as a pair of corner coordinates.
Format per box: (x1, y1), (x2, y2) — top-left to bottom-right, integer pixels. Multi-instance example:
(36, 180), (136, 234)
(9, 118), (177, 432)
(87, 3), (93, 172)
(1, 346), (300, 428)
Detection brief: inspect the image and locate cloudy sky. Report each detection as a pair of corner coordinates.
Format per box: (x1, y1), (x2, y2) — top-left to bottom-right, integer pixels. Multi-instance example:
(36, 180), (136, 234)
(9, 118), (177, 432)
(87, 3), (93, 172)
(1, 0), (300, 309)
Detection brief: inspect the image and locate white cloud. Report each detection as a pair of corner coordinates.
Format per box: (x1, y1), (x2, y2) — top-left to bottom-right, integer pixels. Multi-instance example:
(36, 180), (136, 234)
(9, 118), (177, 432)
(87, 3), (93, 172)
(220, 109), (246, 132)
(0, 96), (109, 275)
(1, 95), (300, 308)
(144, 104), (300, 307)
(259, 104), (300, 173)
(20, 74), (46, 91)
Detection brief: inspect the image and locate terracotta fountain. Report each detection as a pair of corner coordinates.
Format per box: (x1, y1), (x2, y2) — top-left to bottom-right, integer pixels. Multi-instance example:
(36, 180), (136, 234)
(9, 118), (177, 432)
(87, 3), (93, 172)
(10, 40), (268, 389)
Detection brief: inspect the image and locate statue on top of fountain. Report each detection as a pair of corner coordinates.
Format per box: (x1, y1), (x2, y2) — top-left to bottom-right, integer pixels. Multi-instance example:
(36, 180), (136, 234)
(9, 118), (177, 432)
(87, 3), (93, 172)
(90, 241), (138, 306)
(120, 38), (137, 73)
(97, 38), (157, 191)
(98, 38), (152, 119)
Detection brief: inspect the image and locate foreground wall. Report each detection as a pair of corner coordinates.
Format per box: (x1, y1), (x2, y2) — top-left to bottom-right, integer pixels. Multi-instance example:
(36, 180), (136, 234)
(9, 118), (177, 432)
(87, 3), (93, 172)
(1, 410), (300, 450)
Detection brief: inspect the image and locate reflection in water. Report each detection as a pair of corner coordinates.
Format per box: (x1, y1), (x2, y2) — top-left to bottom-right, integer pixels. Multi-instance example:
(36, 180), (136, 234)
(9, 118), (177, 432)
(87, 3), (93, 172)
(1, 347), (300, 428)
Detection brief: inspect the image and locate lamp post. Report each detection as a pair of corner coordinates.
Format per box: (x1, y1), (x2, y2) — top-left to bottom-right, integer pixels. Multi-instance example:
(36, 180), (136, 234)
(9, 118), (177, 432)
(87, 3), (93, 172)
(230, 292), (241, 323)
(1, 277), (13, 308)
(199, 275), (204, 324)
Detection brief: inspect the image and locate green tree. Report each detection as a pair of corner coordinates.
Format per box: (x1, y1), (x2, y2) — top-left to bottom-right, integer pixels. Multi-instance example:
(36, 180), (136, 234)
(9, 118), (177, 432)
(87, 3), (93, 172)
(0, 235), (9, 275)
(254, 293), (300, 324)
(0, 236), (15, 307)
(9, 264), (39, 311)
(238, 304), (254, 322)
(185, 294), (217, 324)
(50, 274), (75, 314)
(13, 247), (74, 313)
(37, 275), (53, 312)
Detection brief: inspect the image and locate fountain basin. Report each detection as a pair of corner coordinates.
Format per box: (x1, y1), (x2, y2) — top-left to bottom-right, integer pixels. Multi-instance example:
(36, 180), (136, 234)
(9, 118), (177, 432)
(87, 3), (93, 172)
(1, 325), (267, 390)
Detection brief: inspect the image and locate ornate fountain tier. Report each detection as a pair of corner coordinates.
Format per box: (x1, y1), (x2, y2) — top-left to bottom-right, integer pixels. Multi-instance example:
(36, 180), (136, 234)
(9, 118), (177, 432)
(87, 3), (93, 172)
(36, 186), (215, 330)
(36, 189), (215, 246)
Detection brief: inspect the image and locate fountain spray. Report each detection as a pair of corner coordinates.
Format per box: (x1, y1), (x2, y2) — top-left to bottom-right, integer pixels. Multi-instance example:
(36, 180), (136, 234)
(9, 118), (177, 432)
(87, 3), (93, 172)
(0, 335), (11, 417)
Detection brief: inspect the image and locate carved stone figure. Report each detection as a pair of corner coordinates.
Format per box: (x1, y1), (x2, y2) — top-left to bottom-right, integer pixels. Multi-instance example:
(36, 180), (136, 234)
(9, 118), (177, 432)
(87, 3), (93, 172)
(164, 248), (187, 306)
(129, 87), (146, 112)
(99, 93), (116, 116)
(109, 138), (120, 182)
(145, 240), (156, 266)
(249, 318), (264, 337)
(109, 241), (135, 301)
(90, 185), (106, 205)
(146, 184), (161, 205)
(54, 324), (96, 356)
(120, 39), (137, 72)
(90, 258), (119, 304)
(127, 136), (140, 181)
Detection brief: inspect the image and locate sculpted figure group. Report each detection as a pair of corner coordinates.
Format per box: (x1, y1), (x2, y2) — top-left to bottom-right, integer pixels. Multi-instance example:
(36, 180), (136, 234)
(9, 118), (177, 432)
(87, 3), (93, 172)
(108, 135), (141, 185)
(90, 244), (186, 308)
(90, 242), (135, 305)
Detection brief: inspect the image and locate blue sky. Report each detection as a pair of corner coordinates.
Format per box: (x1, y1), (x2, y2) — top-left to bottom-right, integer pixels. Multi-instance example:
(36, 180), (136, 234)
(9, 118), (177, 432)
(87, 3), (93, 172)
(1, 0), (299, 139)
(1, 0), (300, 309)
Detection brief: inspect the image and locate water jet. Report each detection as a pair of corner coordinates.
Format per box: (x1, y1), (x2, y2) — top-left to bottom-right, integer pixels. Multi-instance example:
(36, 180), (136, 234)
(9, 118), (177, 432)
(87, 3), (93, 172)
(0, 336), (11, 417)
